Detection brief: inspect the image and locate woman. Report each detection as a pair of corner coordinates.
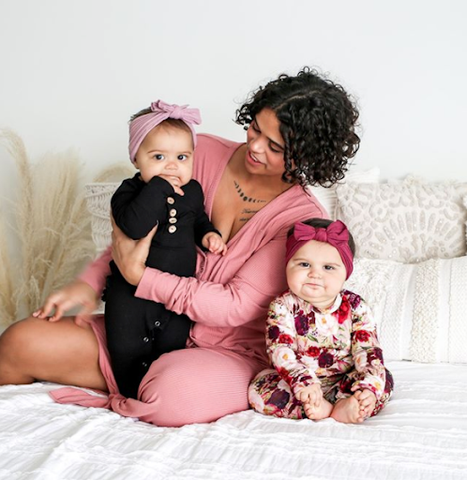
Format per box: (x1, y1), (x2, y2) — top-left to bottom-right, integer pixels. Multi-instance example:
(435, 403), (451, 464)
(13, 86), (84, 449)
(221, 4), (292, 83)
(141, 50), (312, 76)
(0, 67), (360, 427)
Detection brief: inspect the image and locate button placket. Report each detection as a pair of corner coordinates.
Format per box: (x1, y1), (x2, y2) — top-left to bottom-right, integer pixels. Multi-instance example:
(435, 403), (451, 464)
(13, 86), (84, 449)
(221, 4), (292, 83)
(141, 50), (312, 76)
(167, 199), (177, 233)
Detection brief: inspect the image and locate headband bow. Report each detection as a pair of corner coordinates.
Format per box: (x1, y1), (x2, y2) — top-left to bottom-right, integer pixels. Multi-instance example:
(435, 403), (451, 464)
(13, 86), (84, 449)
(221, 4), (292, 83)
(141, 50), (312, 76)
(128, 99), (201, 163)
(285, 220), (354, 279)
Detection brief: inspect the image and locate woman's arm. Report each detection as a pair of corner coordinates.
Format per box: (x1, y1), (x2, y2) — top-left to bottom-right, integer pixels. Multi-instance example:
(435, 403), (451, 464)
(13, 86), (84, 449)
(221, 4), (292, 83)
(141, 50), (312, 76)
(134, 236), (291, 328)
(33, 248), (113, 321)
(78, 246), (113, 294)
(110, 215), (288, 327)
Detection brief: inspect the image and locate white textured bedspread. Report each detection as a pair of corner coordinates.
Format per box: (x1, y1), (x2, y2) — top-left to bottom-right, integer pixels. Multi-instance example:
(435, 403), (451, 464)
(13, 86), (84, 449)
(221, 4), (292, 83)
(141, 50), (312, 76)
(1, 361), (466, 480)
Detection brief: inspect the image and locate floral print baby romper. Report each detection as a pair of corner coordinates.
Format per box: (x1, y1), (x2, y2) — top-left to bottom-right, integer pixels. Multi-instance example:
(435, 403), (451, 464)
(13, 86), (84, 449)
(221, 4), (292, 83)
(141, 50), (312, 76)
(248, 290), (394, 419)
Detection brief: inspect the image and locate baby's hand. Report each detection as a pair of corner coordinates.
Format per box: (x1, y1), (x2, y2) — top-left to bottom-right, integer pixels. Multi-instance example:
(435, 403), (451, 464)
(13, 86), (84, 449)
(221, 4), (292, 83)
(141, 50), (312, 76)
(202, 232), (227, 255)
(159, 175), (185, 196)
(352, 388), (377, 420)
(296, 383), (323, 408)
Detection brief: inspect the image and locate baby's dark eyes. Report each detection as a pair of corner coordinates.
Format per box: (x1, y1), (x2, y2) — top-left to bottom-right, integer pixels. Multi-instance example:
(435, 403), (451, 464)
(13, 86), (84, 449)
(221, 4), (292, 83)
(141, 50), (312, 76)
(152, 154), (189, 161)
(296, 262), (335, 271)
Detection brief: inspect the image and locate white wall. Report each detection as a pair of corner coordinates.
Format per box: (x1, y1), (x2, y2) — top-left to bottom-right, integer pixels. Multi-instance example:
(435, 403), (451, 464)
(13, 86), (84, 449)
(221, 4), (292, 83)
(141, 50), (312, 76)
(1, 0), (466, 193)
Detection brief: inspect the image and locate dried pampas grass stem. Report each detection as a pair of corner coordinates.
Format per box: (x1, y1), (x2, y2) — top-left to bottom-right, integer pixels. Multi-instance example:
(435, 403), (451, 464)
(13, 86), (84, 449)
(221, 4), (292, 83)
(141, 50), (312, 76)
(0, 130), (96, 326)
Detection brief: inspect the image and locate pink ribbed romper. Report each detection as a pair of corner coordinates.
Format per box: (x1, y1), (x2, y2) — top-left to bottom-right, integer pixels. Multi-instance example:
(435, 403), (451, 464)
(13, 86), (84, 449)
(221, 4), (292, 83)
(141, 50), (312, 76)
(50, 134), (326, 426)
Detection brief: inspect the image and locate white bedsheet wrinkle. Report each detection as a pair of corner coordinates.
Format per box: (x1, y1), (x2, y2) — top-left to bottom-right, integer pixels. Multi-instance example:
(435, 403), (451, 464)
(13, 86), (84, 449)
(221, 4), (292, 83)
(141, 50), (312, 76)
(1, 361), (467, 479)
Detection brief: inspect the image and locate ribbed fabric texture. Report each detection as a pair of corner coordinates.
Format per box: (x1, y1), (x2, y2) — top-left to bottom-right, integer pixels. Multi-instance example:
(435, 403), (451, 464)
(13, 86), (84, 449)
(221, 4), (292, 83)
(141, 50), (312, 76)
(61, 134), (326, 426)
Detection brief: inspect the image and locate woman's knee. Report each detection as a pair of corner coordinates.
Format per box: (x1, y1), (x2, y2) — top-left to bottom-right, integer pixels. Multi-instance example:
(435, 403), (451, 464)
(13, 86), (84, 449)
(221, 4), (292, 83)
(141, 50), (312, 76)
(0, 317), (36, 357)
(0, 316), (103, 388)
(136, 349), (256, 427)
(0, 317), (41, 384)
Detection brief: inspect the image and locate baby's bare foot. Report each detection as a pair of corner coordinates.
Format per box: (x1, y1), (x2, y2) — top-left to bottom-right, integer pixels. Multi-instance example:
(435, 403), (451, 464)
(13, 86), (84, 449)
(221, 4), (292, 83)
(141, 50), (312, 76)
(353, 389), (376, 418)
(331, 396), (365, 424)
(304, 398), (333, 420)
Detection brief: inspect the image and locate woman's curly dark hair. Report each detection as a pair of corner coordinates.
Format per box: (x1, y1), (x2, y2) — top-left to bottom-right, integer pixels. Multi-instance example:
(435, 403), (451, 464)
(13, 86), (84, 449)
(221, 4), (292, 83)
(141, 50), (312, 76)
(235, 67), (360, 187)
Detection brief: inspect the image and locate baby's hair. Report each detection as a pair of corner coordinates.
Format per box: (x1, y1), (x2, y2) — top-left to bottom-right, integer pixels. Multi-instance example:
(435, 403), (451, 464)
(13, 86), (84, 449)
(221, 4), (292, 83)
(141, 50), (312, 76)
(287, 218), (356, 256)
(235, 67), (360, 188)
(130, 108), (192, 137)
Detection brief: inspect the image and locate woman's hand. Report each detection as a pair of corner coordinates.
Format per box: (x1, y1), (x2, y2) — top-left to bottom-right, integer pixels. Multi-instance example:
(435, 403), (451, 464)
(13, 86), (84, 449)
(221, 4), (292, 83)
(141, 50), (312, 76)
(111, 215), (157, 286)
(32, 279), (98, 322)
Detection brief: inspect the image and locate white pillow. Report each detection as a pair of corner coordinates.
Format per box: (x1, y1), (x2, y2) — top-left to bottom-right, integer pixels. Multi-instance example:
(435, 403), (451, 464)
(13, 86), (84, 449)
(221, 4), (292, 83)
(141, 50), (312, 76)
(85, 183), (119, 255)
(345, 256), (467, 364)
(307, 167), (380, 220)
(464, 195), (467, 247)
(336, 176), (467, 262)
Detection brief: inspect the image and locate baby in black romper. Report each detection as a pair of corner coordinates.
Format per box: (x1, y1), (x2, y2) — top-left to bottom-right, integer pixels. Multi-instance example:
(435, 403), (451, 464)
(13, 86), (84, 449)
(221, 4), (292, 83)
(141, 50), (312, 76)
(105, 100), (227, 398)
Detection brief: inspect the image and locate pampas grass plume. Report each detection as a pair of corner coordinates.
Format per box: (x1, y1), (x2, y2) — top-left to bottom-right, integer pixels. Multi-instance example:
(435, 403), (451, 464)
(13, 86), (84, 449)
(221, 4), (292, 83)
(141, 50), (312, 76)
(0, 130), (99, 326)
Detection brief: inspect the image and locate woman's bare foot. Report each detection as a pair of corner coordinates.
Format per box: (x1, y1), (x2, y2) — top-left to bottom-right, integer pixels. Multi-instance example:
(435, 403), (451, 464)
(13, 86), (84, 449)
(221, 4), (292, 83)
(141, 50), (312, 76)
(303, 397), (333, 420)
(330, 395), (365, 424)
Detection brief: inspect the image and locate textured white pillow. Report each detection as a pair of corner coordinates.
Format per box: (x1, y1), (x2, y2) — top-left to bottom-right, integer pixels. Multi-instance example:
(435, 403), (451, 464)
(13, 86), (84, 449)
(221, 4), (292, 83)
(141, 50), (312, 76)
(345, 256), (467, 364)
(464, 195), (467, 247)
(307, 167), (380, 220)
(336, 176), (467, 262)
(85, 183), (119, 255)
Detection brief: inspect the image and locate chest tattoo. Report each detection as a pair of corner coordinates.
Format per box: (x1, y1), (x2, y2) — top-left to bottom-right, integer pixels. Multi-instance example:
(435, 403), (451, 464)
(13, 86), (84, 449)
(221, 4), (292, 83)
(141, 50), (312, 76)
(234, 180), (266, 204)
(239, 207), (260, 223)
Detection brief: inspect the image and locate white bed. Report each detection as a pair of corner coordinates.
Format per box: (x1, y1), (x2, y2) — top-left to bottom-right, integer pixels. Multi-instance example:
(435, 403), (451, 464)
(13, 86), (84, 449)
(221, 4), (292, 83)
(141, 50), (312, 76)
(1, 361), (466, 479)
(1, 174), (467, 479)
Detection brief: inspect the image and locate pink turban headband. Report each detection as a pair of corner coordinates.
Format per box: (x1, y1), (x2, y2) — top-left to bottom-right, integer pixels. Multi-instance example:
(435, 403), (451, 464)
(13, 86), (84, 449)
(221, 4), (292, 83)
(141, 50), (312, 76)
(129, 100), (202, 163)
(285, 220), (354, 279)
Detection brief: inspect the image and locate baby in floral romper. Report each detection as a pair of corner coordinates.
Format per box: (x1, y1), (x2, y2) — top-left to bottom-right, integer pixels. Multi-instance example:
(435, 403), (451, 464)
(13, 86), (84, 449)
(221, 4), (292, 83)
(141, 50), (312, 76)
(248, 218), (394, 423)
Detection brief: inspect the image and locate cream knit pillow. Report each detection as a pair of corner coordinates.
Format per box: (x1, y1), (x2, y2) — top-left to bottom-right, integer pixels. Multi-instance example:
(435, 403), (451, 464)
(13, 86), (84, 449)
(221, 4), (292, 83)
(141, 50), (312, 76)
(336, 176), (467, 262)
(307, 167), (380, 220)
(345, 256), (467, 363)
(85, 183), (119, 255)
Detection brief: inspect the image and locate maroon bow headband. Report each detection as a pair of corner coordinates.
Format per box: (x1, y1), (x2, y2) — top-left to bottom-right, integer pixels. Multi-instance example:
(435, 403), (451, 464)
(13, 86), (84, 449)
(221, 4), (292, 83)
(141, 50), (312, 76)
(285, 220), (354, 279)
(129, 100), (201, 163)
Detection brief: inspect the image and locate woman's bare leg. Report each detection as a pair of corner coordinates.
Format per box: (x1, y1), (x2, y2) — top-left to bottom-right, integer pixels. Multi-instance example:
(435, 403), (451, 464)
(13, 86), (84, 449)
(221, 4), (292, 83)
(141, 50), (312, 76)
(0, 316), (107, 390)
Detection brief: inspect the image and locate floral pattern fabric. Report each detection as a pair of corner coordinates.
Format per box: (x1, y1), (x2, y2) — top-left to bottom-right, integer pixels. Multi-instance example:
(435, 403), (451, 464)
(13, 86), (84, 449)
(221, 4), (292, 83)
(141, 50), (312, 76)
(248, 290), (394, 419)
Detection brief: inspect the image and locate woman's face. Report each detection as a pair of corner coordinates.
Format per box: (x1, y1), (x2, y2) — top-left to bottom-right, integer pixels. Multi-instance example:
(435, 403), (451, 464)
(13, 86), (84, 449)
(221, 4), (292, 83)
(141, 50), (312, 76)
(245, 108), (287, 179)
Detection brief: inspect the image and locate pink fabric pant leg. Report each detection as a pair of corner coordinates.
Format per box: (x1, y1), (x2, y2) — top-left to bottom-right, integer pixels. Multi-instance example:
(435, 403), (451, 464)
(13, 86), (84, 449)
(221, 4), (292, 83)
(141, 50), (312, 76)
(136, 347), (263, 427)
(51, 316), (264, 427)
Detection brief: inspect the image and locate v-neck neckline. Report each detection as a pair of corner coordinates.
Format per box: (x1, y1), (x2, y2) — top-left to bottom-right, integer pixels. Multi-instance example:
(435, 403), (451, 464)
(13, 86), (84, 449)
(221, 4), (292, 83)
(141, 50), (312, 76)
(211, 142), (301, 246)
